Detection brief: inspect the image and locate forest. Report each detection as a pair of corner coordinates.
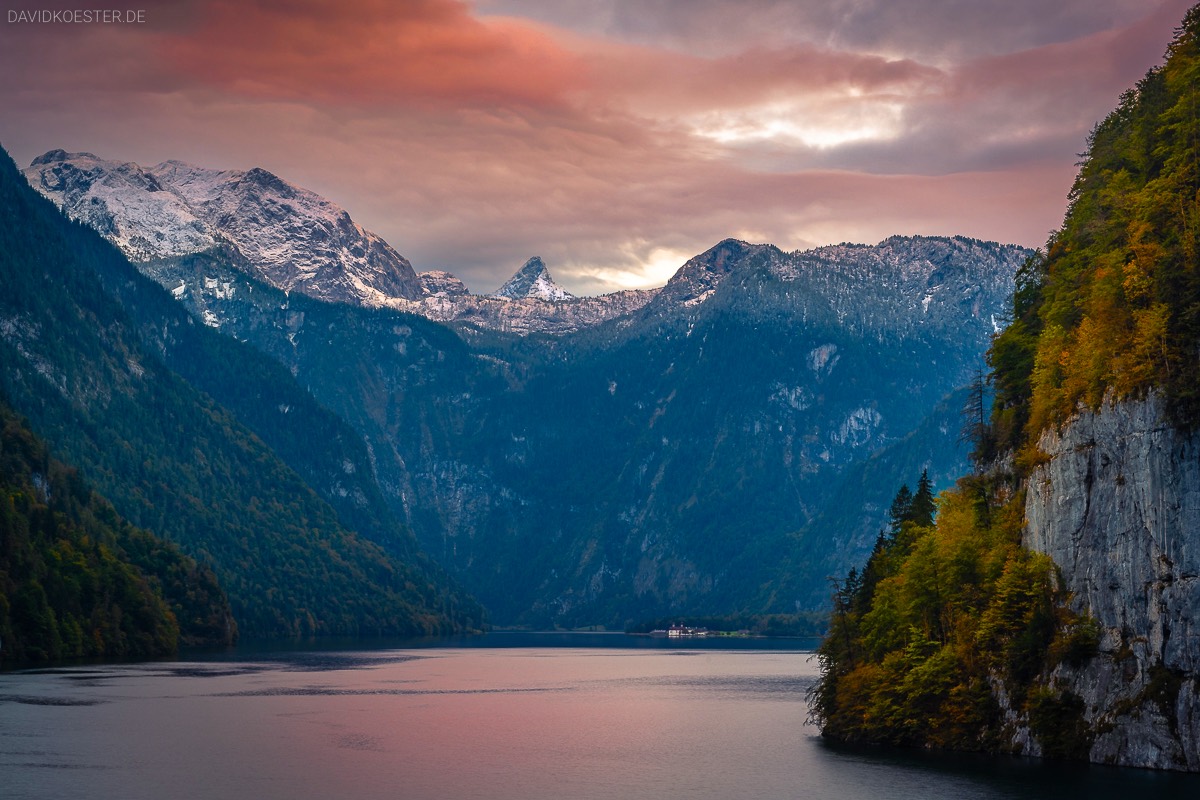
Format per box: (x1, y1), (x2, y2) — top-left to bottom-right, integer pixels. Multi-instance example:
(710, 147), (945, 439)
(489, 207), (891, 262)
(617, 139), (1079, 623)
(0, 400), (234, 661)
(809, 474), (1098, 756)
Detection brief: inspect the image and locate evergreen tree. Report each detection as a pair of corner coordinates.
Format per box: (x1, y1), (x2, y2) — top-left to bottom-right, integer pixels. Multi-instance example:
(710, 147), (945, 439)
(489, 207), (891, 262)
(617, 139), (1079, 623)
(960, 367), (992, 468)
(887, 484), (914, 538)
(910, 470), (937, 528)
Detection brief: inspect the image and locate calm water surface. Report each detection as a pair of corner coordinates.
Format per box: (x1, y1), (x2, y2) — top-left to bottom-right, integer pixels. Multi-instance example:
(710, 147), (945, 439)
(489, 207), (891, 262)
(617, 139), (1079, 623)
(2, 633), (1197, 799)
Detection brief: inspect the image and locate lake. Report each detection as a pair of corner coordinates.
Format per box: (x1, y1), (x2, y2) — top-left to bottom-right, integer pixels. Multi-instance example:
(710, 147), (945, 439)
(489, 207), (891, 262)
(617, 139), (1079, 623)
(2, 633), (1197, 799)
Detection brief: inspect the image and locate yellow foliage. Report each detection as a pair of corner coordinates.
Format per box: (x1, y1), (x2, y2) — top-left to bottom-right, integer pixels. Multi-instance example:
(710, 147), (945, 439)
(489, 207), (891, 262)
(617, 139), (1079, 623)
(813, 482), (1091, 750)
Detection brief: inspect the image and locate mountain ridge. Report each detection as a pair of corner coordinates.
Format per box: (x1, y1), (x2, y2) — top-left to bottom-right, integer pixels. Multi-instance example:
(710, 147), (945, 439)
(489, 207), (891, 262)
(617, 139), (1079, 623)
(23, 150), (653, 335)
(19, 146), (1030, 628)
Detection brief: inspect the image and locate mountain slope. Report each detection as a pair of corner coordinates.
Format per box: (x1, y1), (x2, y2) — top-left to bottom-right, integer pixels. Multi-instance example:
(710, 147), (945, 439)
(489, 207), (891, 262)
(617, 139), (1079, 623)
(105, 221), (1024, 626)
(0, 400), (235, 662)
(0, 146), (483, 638)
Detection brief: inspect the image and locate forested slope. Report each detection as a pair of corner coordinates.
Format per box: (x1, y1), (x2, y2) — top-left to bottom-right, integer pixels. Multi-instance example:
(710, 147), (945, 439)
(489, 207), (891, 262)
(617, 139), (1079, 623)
(0, 146), (484, 639)
(0, 400), (235, 662)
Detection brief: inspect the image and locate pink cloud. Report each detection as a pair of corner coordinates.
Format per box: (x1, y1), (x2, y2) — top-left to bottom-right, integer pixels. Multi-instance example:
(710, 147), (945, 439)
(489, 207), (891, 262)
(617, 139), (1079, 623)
(159, 0), (585, 108)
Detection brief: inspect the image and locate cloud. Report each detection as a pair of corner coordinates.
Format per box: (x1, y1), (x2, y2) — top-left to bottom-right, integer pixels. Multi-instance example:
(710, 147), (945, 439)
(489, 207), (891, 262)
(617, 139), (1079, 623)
(158, 0), (584, 108)
(0, 0), (1192, 293)
(482, 0), (1176, 61)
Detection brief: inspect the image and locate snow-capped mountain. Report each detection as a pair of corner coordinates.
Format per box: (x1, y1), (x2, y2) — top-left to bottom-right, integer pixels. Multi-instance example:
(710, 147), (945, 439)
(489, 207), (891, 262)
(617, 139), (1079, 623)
(634, 235), (1025, 352)
(409, 255), (653, 335)
(493, 257), (574, 301)
(23, 150), (653, 335)
(412, 284), (657, 336)
(24, 149), (425, 305)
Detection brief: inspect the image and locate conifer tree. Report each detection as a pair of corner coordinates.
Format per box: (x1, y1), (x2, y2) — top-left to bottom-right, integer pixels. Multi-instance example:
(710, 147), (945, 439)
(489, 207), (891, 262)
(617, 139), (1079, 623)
(910, 470), (936, 528)
(887, 484), (914, 538)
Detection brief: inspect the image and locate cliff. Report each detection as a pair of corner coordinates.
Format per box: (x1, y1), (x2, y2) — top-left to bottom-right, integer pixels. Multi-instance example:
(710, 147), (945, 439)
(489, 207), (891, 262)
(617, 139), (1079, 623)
(1021, 393), (1200, 769)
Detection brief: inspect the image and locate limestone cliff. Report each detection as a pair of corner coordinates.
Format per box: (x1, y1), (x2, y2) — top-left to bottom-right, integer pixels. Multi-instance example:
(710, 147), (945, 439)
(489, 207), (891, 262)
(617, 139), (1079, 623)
(1021, 393), (1200, 770)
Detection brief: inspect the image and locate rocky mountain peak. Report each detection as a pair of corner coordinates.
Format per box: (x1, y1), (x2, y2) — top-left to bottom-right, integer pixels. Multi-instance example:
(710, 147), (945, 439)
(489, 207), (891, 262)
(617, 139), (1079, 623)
(419, 270), (471, 297)
(654, 238), (774, 308)
(493, 256), (574, 301)
(30, 148), (91, 166)
(23, 150), (425, 304)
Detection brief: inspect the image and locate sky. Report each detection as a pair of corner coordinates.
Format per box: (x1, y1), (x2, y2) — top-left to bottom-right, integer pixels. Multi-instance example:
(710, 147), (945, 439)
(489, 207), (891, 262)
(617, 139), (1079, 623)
(0, 0), (1192, 294)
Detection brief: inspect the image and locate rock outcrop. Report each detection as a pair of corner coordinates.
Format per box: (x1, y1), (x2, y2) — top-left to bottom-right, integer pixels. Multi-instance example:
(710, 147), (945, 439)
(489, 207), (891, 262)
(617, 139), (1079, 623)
(1022, 393), (1200, 770)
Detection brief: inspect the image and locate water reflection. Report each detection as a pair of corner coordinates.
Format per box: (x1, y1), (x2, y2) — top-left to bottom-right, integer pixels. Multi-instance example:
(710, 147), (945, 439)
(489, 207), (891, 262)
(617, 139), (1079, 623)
(1, 639), (1197, 800)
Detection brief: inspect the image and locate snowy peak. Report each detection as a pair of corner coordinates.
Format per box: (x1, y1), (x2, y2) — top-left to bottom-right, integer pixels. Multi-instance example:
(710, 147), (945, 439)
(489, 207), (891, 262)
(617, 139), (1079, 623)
(493, 257), (575, 301)
(23, 150), (424, 305)
(22, 150), (650, 334)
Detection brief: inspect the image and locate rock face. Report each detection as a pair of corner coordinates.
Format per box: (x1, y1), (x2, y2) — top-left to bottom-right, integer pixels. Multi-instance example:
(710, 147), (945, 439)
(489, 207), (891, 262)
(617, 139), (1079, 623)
(24, 150), (425, 304)
(418, 271), (471, 297)
(1022, 393), (1200, 771)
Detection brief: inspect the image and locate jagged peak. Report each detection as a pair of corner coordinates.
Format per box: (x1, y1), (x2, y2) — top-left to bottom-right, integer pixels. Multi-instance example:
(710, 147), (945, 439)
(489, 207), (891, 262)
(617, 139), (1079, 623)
(494, 256), (574, 301)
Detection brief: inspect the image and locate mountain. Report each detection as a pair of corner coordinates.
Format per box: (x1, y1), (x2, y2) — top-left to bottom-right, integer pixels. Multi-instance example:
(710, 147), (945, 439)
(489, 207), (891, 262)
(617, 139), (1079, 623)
(24, 149), (426, 305)
(812, 6), (1200, 771)
(0, 146), (484, 638)
(23, 151), (653, 336)
(48, 165), (1026, 627)
(494, 256), (574, 301)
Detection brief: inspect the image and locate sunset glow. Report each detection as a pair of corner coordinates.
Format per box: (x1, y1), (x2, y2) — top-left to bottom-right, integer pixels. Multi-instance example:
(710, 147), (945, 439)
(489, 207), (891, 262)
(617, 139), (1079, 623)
(0, 0), (1191, 293)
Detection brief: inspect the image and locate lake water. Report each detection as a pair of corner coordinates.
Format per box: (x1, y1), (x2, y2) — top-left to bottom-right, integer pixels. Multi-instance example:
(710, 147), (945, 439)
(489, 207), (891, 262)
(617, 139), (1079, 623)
(2, 633), (1198, 799)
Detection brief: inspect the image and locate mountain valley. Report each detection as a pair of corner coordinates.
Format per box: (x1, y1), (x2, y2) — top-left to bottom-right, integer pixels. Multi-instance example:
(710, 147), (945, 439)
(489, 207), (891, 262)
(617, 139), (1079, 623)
(17, 149), (1030, 627)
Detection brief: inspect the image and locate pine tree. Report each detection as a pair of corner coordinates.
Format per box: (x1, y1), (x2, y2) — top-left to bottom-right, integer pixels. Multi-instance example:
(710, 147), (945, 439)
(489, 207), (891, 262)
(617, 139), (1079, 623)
(888, 484), (914, 538)
(910, 470), (936, 528)
(961, 367), (992, 469)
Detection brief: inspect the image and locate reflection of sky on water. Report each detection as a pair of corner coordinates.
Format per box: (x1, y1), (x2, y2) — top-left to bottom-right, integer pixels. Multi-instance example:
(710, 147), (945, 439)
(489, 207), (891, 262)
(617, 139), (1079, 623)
(1, 644), (1198, 800)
